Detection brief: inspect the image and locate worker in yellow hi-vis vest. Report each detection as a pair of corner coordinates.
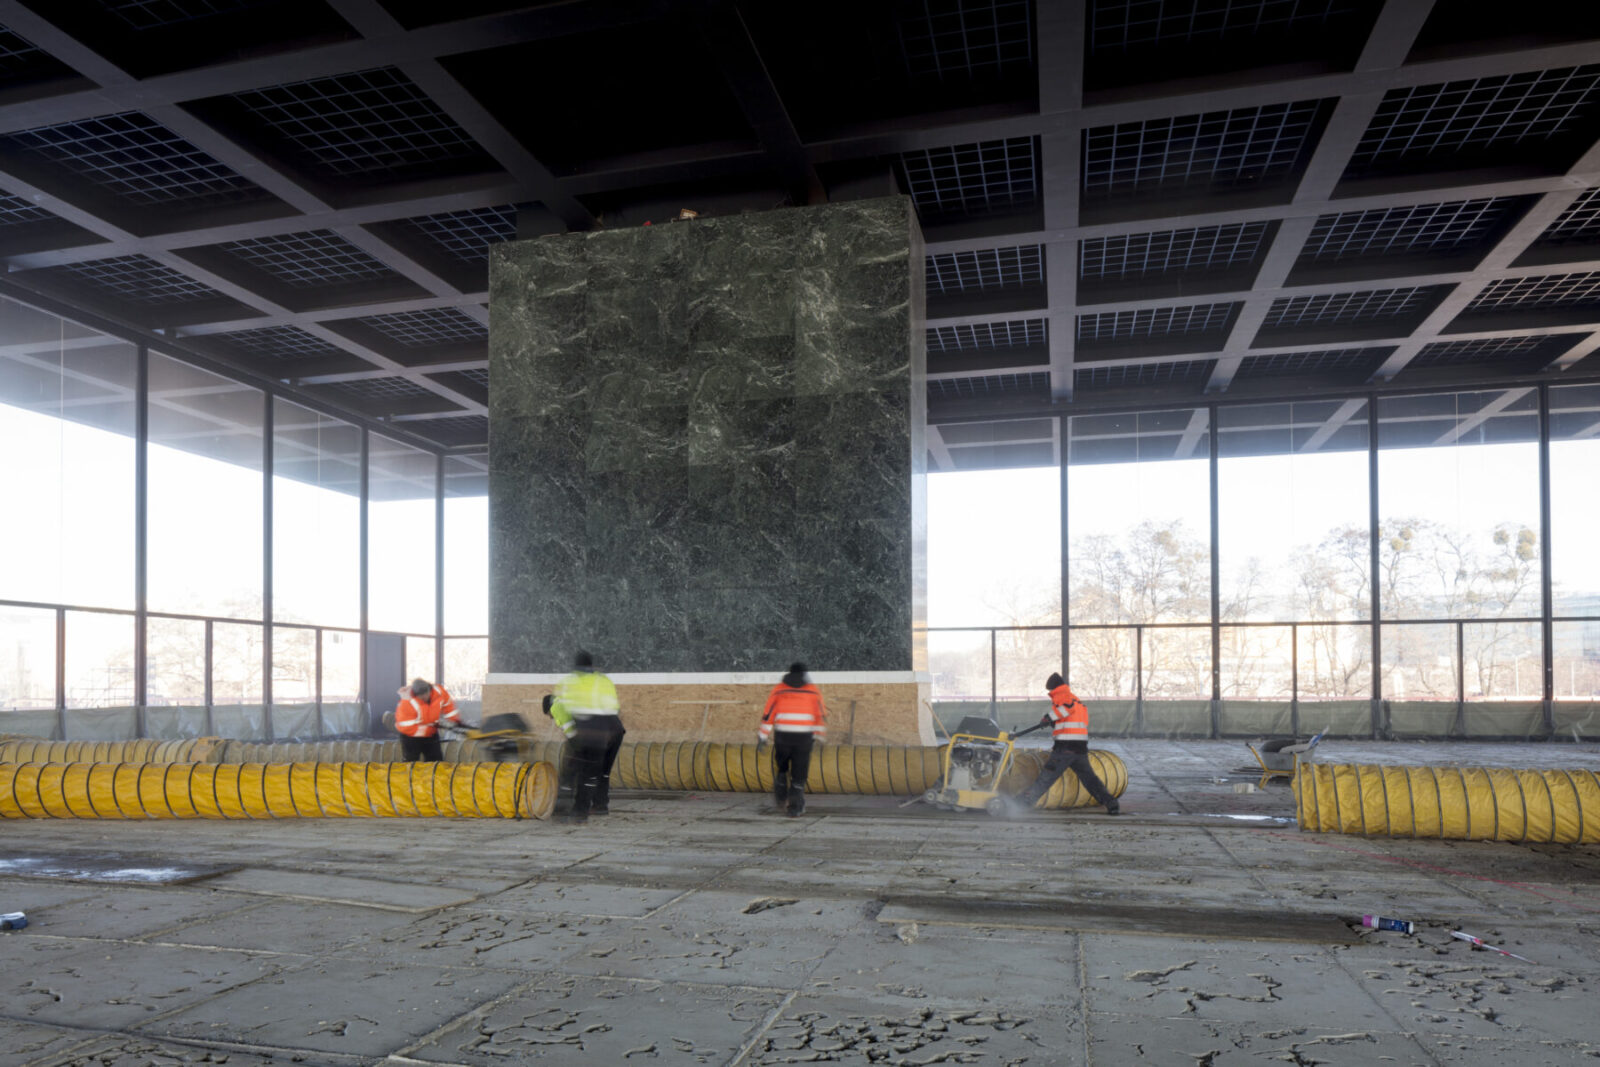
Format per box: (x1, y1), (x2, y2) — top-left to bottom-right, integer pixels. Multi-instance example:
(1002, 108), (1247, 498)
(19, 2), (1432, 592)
(547, 650), (625, 823)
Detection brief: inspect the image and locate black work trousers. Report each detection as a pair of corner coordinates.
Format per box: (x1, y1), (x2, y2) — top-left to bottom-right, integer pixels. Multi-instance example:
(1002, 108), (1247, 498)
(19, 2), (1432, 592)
(570, 716), (626, 816)
(771, 732), (814, 813)
(399, 735), (443, 763)
(1019, 740), (1117, 810)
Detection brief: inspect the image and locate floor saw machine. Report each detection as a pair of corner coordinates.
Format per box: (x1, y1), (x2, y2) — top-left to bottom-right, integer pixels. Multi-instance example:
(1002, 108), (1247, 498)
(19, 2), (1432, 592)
(923, 716), (1049, 816)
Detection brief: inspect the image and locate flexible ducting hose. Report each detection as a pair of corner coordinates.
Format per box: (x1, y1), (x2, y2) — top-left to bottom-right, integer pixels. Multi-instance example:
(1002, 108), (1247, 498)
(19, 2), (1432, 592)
(0, 760), (556, 821)
(0, 738), (225, 764)
(1295, 762), (1600, 843)
(520, 740), (1126, 809)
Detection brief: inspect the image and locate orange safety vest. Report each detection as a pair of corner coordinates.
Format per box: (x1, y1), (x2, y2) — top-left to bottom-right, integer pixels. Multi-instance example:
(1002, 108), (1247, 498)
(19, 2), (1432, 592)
(394, 685), (459, 739)
(759, 683), (827, 741)
(1046, 682), (1089, 742)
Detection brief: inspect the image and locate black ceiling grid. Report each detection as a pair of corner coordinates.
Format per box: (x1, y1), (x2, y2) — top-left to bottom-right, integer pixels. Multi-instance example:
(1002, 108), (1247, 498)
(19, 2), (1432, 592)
(0, 3), (1596, 463)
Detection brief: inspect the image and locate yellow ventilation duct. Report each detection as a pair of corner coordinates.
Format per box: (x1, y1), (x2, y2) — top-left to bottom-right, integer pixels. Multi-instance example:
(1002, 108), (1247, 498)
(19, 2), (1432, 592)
(1295, 762), (1600, 843)
(0, 738), (224, 764)
(0, 760), (556, 821)
(521, 740), (1126, 809)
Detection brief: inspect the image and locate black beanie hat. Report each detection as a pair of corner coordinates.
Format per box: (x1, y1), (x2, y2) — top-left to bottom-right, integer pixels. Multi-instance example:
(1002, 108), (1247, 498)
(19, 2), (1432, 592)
(783, 662), (808, 686)
(1045, 672), (1064, 691)
(574, 649), (594, 669)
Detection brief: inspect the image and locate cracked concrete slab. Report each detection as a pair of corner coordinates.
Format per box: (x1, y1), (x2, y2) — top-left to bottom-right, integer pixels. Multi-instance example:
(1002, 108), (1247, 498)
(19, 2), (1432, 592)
(141, 955), (522, 1058)
(562, 919), (837, 987)
(10, 884), (255, 941)
(0, 1019), (98, 1064)
(1081, 936), (1394, 1030)
(477, 880), (685, 918)
(750, 991), (1076, 1066)
(148, 898), (420, 955)
(27, 1033), (336, 1067)
(809, 927), (1081, 1009)
(205, 868), (481, 911)
(346, 909), (612, 971)
(404, 974), (787, 1065)
(2, 943), (285, 1030)
(1087, 1012), (1436, 1066)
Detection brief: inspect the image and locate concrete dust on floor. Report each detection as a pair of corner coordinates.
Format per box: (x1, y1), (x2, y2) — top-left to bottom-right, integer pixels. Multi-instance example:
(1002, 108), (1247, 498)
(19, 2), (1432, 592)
(0, 739), (1596, 1065)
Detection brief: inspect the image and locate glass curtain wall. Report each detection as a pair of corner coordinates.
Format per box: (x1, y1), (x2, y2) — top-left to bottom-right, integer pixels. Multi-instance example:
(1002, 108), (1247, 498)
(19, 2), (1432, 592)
(1067, 409), (1211, 736)
(1548, 382), (1600, 735)
(1217, 400), (1371, 736)
(368, 435), (438, 719)
(444, 454), (488, 703)
(1377, 390), (1541, 738)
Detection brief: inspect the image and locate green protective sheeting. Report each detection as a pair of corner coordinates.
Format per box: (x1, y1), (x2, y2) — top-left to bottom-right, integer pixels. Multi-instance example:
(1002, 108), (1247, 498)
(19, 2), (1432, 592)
(1295, 762), (1600, 843)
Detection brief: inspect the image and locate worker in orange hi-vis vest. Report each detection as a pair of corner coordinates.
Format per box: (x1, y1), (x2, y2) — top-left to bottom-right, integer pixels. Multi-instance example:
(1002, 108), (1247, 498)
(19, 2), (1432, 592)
(758, 662), (827, 817)
(393, 677), (461, 763)
(1008, 672), (1119, 815)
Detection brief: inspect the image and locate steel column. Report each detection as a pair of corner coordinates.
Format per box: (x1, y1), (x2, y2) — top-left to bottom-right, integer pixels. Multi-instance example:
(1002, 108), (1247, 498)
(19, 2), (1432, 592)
(133, 344), (147, 717)
(1209, 403), (1221, 739)
(435, 452), (445, 685)
(262, 390), (273, 713)
(1369, 398), (1383, 739)
(1538, 382), (1556, 738)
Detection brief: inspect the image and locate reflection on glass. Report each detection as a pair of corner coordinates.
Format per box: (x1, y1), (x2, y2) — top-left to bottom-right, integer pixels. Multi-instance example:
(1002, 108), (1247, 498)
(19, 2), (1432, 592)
(1219, 626), (1292, 700)
(0, 606), (56, 710)
(994, 628), (1061, 700)
(321, 630), (360, 703)
(1068, 409), (1210, 624)
(273, 625), (318, 704)
(0, 296), (136, 609)
(1377, 390), (1539, 620)
(1553, 620), (1600, 701)
(406, 635), (436, 686)
(212, 622), (263, 705)
(273, 399), (360, 628)
(148, 352), (264, 619)
(1069, 626), (1136, 701)
(1296, 622), (1370, 700)
(65, 611), (134, 708)
(444, 455), (488, 635)
(1382, 623), (1456, 701)
(1463, 621), (1540, 699)
(1142, 626), (1211, 700)
(444, 638), (487, 701)
(1549, 383), (1600, 616)
(928, 630), (992, 702)
(1218, 400), (1369, 622)
(369, 434), (437, 634)
(146, 617), (206, 705)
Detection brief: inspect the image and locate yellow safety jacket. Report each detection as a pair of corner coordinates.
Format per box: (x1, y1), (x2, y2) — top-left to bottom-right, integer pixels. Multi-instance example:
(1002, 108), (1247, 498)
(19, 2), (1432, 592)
(550, 670), (621, 738)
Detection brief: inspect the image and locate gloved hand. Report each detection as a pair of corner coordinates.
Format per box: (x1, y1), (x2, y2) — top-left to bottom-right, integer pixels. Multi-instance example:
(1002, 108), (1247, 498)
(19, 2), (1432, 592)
(1039, 715), (1051, 727)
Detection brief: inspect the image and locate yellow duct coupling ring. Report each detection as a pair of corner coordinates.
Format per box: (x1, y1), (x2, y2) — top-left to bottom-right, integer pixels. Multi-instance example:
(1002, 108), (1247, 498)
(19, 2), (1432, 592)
(0, 760), (557, 821)
(518, 740), (1126, 809)
(1295, 762), (1600, 843)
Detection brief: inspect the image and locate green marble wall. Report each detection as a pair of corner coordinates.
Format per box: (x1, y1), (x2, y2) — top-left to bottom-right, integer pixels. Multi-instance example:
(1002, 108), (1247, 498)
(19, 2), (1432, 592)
(488, 198), (926, 673)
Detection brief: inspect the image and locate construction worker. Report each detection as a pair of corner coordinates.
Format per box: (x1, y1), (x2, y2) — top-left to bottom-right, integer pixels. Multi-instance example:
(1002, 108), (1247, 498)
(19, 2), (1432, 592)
(1009, 672), (1119, 815)
(548, 650), (625, 822)
(393, 677), (461, 762)
(758, 662), (826, 817)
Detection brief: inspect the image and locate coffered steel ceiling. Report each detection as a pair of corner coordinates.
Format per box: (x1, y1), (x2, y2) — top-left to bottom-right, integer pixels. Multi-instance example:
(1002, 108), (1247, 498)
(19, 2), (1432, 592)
(0, 0), (1597, 471)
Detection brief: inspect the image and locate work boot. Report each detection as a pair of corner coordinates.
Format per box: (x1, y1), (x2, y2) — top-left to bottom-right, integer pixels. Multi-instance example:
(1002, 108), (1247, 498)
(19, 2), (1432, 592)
(787, 787), (805, 818)
(1104, 802), (1121, 815)
(1007, 793), (1038, 817)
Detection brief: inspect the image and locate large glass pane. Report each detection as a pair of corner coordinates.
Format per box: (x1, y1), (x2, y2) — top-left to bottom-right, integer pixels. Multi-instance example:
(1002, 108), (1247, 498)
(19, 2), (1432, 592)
(994, 627), (1061, 701)
(928, 466), (1060, 627)
(1068, 626), (1136, 736)
(1296, 622), (1372, 735)
(272, 625), (318, 704)
(1552, 620), (1600, 739)
(444, 638), (487, 701)
(1376, 390), (1540, 620)
(406, 635), (436, 686)
(1463, 620), (1542, 738)
(148, 352), (264, 619)
(1383, 622), (1458, 737)
(145, 617), (206, 706)
(321, 629), (360, 703)
(65, 611), (134, 708)
(1068, 409), (1210, 624)
(1218, 400), (1370, 622)
(0, 606), (55, 710)
(1141, 626), (1211, 737)
(1549, 383), (1600, 615)
(212, 621), (263, 705)
(444, 454), (489, 635)
(0, 296), (136, 609)
(273, 399), (360, 628)
(928, 630), (992, 702)
(369, 434), (437, 634)
(1218, 624), (1293, 735)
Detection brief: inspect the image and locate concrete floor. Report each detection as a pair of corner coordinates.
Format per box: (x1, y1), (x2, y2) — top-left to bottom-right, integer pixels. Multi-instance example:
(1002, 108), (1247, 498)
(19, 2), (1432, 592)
(1, 740), (1597, 1066)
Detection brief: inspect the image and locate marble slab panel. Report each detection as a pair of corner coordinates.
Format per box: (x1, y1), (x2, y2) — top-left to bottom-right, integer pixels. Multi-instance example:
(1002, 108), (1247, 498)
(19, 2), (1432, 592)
(490, 198), (924, 675)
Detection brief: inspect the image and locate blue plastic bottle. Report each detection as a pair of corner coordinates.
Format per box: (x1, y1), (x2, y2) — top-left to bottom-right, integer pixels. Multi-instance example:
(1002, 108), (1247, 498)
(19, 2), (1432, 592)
(1362, 914), (1414, 934)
